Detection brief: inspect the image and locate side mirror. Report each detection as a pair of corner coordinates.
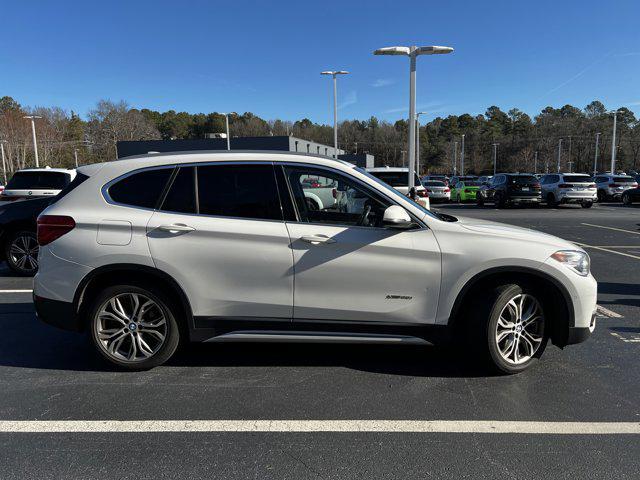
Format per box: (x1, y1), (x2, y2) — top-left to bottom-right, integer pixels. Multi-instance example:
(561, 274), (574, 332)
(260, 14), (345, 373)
(383, 205), (413, 229)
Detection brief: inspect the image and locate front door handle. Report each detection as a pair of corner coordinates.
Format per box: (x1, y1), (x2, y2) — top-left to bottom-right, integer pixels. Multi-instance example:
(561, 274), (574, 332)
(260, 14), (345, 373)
(300, 235), (336, 245)
(158, 223), (196, 233)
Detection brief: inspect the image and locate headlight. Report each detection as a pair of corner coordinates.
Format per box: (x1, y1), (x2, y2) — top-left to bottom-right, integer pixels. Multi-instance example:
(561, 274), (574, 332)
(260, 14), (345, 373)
(551, 250), (590, 276)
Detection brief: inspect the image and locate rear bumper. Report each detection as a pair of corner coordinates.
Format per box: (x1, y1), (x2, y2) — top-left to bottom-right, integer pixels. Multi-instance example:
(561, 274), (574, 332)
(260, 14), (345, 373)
(509, 196), (541, 202)
(33, 294), (82, 332)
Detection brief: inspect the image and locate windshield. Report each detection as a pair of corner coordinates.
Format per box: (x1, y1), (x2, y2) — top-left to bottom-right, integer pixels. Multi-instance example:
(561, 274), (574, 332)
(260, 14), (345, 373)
(510, 175), (538, 184)
(357, 168), (438, 219)
(563, 175), (593, 183)
(368, 171), (421, 187)
(6, 171), (71, 190)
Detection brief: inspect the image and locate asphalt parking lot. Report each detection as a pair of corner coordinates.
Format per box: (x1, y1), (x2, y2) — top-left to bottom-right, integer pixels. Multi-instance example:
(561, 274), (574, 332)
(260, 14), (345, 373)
(0, 202), (639, 479)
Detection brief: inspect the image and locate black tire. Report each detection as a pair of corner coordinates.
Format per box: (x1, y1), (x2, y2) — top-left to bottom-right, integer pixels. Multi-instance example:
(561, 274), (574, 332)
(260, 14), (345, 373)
(546, 193), (557, 208)
(622, 193), (632, 206)
(476, 195), (484, 207)
(496, 193), (507, 209)
(597, 190), (607, 203)
(467, 284), (548, 375)
(581, 201), (593, 208)
(306, 198), (319, 211)
(4, 230), (39, 276)
(456, 194), (462, 203)
(88, 284), (181, 370)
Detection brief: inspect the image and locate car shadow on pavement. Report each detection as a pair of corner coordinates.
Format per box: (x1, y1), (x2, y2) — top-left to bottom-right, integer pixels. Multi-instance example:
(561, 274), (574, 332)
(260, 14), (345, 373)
(0, 306), (492, 377)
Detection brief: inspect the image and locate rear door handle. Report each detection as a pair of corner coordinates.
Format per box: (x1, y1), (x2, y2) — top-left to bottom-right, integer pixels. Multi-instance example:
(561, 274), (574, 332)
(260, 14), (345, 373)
(158, 223), (196, 233)
(300, 235), (336, 245)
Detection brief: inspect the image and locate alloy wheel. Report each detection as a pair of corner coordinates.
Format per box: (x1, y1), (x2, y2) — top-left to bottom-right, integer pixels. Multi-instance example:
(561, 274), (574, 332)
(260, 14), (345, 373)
(95, 293), (167, 362)
(9, 234), (39, 273)
(495, 293), (544, 365)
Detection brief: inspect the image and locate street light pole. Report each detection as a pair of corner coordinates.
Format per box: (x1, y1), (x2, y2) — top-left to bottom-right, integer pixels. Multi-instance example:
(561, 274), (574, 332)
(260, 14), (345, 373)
(374, 45), (453, 193)
(611, 111), (619, 173)
(453, 142), (458, 175)
(415, 112), (427, 177)
(460, 134), (465, 175)
(23, 115), (42, 167)
(557, 138), (563, 173)
(73, 148), (79, 168)
(492, 143), (499, 176)
(534, 151), (538, 174)
(222, 113), (231, 150)
(321, 71), (349, 159)
(594, 132), (601, 176)
(0, 141), (7, 184)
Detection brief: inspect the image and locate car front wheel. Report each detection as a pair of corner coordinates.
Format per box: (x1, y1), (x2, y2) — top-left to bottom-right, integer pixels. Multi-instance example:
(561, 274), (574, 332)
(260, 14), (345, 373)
(88, 285), (180, 370)
(471, 284), (548, 374)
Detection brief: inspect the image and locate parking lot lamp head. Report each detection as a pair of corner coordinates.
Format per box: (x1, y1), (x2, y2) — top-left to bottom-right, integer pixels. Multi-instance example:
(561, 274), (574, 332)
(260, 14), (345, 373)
(373, 45), (453, 192)
(321, 71), (350, 159)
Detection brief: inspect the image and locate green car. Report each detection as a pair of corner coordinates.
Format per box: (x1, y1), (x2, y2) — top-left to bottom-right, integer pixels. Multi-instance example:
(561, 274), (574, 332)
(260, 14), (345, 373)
(452, 180), (482, 202)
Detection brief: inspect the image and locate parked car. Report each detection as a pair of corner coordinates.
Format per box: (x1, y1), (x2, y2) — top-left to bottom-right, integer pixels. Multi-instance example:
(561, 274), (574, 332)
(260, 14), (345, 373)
(421, 174), (449, 186)
(451, 180), (482, 202)
(366, 167), (430, 210)
(448, 175), (477, 188)
(299, 173), (339, 211)
(477, 173), (541, 208)
(0, 167), (76, 202)
(478, 175), (493, 186)
(421, 180), (450, 203)
(594, 174), (638, 202)
(621, 186), (640, 206)
(540, 173), (597, 208)
(0, 196), (52, 275)
(34, 152), (596, 374)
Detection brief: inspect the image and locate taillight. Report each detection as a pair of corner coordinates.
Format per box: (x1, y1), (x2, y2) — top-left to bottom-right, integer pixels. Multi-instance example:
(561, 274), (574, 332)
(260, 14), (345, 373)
(37, 215), (76, 246)
(425, 188), (432, 193)
(332, 188), (337, 199)
(632, 183), (639, 187)
(417, 189), (428, 198)
(533, 183), (541, 189)
(588, 184), (596, 188)
(444, 187), (450, 192)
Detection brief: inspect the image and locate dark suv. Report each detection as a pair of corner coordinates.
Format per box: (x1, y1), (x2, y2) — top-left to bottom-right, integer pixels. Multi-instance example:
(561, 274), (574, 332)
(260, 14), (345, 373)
(477, 173), (541, 208)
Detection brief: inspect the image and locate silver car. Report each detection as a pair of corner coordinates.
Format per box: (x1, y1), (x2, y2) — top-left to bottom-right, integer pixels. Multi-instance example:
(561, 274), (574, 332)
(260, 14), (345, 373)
(540, 173), (597, 208)
(595, 174), (638, 202)
(422, 180), (450, 203)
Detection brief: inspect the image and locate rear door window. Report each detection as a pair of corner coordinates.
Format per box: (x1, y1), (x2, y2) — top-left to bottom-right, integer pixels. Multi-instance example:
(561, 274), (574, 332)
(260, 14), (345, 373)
(197, 164), (282, 220)
(161, 167), (196, 214)
(108, 168), (173, 209)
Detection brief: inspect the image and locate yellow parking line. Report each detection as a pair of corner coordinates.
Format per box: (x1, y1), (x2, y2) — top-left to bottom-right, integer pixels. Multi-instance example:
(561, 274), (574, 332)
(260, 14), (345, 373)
(581, 223), (640, 235)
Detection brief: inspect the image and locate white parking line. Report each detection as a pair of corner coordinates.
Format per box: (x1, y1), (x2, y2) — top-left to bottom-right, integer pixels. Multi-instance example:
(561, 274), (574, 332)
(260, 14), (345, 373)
(0, 289), (33, 293)
(581, 223), (640, 235)
(596, 305), (623, 318)
(0, 420), (638, 435)
(575, 242), (640, 260)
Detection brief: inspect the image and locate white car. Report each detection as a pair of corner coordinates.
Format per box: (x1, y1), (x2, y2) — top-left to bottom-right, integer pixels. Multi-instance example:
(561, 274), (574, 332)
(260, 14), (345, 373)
(540, 173), (597, 208)
(367, 167), (430, 210)
(594, 173), (638, 202)
(1, 167), (76, 202)
(34, 152), (596, 374)
(422, 180), (450, 203)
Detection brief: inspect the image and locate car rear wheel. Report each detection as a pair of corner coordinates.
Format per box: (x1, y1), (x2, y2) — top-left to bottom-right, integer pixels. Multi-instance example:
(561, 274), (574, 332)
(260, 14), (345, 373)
(4, 230), (39, 276)
(622, 193), (632, 206)
(581, 201), (593, 208)
(546, 193), (557, 208)
(469, 284), (548, 374)
(88, 285), (180, 370)
(597, 190), (607, 202)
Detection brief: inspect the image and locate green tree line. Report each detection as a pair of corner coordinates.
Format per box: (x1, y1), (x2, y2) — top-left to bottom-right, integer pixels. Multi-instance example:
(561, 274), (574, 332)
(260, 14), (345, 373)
(1, 96), (638, 176)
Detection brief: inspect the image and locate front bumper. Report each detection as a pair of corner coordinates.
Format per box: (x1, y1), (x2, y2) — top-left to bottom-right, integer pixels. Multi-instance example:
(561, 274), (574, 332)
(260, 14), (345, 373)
(33, 294), (82, 332)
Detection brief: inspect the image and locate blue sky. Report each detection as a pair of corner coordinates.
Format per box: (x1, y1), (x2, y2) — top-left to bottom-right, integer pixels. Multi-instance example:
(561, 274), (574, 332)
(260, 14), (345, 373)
(1, 0), (639, 124)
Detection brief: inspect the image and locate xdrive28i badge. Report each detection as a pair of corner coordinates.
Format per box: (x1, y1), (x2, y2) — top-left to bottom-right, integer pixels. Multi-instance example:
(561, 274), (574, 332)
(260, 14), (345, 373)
(385, 294), (413, 300)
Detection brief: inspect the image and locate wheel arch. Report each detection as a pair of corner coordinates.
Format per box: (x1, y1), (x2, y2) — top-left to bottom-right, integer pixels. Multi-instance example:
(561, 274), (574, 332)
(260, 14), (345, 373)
(448, 266), (574, 347)
(73, 264), (194, 338)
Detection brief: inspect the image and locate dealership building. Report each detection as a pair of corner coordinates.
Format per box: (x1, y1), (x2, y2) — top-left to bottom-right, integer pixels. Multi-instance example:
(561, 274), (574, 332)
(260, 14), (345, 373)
(117, 136), (374, 168)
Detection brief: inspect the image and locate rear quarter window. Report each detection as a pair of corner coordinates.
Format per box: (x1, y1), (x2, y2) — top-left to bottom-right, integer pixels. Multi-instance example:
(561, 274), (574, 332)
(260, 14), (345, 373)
(107, 168), (174, 209)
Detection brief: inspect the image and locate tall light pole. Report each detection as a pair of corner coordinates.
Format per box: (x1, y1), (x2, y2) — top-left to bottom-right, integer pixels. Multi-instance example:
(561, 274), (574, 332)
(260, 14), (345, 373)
(73, 148), (79, 168)
(0, 140), (7, 184)
(415, 111), (427, 176)
(557, 138), (563, 173)
(492, 143), (499, 176)
(374, 45), (453, 193)
(609, 110), (622, 173)
(23, 115), (42, 167)
(594, 132), (601, 176)
(221, 113), (231, 150)
(453, 141), (458, 175)
(460, 134), (466, 175)
(321, 70), (349, 159)
(534, 151), (538, 174)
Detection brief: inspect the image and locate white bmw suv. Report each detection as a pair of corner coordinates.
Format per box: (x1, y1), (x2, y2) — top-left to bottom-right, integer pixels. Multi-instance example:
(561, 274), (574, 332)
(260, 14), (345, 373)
(34, 152), (597, 374)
